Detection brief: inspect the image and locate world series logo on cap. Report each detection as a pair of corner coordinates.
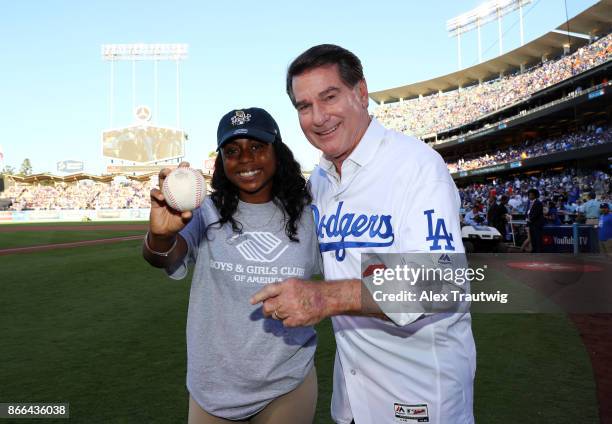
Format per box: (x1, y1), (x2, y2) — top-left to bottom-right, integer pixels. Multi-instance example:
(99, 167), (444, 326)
(231, 110), (251, 126)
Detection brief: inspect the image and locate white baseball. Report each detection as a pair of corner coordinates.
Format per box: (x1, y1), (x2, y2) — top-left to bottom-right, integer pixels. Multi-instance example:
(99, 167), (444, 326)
(162, 168), (206, 212)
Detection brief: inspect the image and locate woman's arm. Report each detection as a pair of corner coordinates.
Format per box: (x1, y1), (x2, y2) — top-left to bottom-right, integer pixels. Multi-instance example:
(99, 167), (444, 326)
(143, 164), (193, 269)
(143, 232), (189, 269)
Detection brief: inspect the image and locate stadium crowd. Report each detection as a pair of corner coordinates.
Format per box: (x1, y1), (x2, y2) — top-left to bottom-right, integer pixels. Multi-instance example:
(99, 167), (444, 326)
(447, 126), (612, 173)
(374, 33), (612, 137)
(3, 179), (153, 211)
(458, 169), (612, 225)
(3, 168), (609, 222)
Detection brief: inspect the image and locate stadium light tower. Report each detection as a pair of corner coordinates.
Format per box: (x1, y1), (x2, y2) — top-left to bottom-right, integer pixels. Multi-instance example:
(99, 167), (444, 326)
(101, 43), (189, 128)
(447, 0), (531, 69)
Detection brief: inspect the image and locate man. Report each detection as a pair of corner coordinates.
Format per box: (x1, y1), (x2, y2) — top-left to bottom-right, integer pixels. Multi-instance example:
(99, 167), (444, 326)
(525, 188), (545, 253)
(574, 198), (586, 224)
(489, 195), (510, 239)
(251, 44), (475, 423)
(584, 192), (600, 225)
(599, 203), (612, 255)
(464, 204), (485, 226)
(508, 194), (523, 213)
(485, 195), (497, 223)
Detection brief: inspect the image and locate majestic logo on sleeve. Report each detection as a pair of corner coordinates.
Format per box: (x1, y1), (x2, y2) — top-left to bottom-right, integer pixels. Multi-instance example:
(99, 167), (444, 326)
(424, 209), (455, 251)
(312, 202), (394, 261)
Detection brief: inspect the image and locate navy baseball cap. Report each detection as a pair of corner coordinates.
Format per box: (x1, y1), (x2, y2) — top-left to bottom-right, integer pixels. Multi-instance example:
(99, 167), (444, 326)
(601, 203), (609, 209)
(217, 107), (281, 150)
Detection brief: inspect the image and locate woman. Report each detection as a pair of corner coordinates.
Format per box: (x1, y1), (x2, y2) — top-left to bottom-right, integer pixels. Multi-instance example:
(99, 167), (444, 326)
(143, 107), (320, 424)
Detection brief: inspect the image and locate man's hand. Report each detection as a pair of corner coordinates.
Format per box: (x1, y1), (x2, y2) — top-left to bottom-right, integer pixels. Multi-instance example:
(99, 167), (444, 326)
(250, 279), (329, 327)
(250, 278), (388, 326)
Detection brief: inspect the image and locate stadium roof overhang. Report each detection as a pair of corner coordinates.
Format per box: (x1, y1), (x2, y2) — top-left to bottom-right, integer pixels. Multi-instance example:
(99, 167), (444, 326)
(5, 173), (153, 184)
(5, 171), (212, 184)
(559, 0), (612, 35)
(369, 0), (612, 104)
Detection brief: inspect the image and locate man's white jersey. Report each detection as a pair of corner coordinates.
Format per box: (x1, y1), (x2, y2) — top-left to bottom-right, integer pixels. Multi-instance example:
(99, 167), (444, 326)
(310, 119), (476, 424)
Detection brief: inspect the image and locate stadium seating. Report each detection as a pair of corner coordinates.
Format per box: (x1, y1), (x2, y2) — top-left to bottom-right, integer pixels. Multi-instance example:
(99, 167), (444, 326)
(458, 169), (611, 223)
(447, 127), (612, 174)
(4, 179), (153, 211)
(374, 33), (612, 138)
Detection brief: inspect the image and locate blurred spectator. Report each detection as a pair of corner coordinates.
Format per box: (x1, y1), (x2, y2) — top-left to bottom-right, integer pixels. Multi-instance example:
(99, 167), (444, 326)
(544, 200), (561, 225)
(508, 194), (523, 213)
(526, 189), (545, 253)
(488, 195), (510, 239)
(464, 205), (486, 226)
(584, 192), (601, 225)
(374, 33), (612, 137)
(599, 203), (612, 255)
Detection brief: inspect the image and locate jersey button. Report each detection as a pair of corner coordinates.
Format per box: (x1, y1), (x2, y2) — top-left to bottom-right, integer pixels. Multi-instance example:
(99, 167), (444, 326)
(350, 369), (356, 375)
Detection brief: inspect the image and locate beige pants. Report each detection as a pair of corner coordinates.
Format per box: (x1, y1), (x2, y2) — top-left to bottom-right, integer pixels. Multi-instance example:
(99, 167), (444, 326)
(600, 239), (612, 256)
(188, 366), (317, 424)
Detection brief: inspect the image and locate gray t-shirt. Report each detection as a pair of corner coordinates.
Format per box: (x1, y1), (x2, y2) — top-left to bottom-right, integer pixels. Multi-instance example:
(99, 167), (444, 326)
(168, 197), (321, 420)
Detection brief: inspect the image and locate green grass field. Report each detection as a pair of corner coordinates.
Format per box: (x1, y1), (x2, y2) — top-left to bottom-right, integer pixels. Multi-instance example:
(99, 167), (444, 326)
(0, 225), (600, 423)
(0, 220), (146, 227)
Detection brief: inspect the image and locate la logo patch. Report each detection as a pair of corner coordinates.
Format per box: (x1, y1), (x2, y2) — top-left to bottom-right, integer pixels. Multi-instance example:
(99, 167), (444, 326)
(424, 209), (455, 251)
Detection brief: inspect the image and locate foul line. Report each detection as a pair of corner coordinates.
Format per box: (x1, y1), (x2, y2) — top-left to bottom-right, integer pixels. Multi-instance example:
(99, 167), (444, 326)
(0, 235), (143, 256)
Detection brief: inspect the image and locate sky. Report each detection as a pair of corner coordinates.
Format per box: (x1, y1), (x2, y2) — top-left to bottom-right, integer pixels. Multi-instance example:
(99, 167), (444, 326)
(0, 0), (599, 175)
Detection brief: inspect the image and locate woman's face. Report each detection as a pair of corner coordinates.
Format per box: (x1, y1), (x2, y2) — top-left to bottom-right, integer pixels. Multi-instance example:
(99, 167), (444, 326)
(221, 138), (277, 204)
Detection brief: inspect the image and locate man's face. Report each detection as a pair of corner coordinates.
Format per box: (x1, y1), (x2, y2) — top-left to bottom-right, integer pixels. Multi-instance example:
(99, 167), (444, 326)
(291, 64), (370, 170)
